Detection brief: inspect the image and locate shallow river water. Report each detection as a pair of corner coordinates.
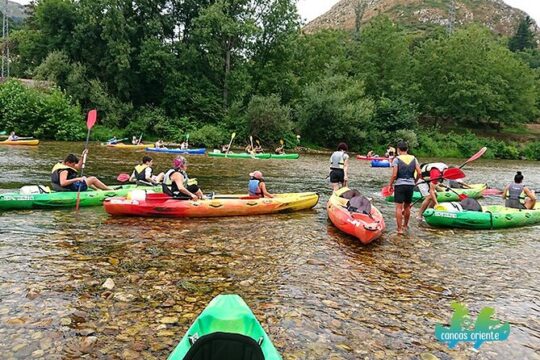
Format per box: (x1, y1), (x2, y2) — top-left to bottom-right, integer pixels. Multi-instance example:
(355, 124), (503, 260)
(0, 142), (539, 359)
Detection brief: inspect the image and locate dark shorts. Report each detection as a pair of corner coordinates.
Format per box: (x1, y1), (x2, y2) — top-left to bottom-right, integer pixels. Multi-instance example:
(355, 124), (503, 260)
(394, 185), (414, 204)
(67, 181), (88, 192)
(172, 184), (201, 199)
(329, 169), (345, 184)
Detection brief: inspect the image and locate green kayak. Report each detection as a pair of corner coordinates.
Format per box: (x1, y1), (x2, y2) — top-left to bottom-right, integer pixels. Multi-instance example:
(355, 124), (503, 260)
(385, 187), (485, 203)
(0, 185), (161, 210)
(168, 294), (281, 360)
(423, 204), (540, 230)
(208, 152), (271, 159)
(270, 153), (299, 160)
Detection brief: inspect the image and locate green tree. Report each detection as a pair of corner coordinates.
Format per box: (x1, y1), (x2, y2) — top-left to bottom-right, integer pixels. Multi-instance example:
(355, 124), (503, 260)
(244, 94), (293, 143)
(296, 74), (375, 148)
(414, 25), (538, 129)
(509, 16), (536, 52)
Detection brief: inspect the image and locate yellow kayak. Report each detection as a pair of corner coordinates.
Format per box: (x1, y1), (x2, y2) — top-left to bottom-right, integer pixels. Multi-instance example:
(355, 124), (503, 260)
(106, 143), (154, 149)
(0, 139), (40, 146)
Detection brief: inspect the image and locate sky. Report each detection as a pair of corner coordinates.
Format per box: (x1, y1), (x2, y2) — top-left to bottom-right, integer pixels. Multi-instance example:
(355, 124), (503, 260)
(9, 0), (540, 25)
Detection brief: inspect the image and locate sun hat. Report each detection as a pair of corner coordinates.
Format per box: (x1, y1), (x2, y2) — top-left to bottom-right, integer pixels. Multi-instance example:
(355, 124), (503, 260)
(249, 171), (264, 180)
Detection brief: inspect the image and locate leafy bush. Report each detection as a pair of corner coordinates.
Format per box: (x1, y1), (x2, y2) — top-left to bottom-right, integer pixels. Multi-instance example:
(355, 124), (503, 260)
(189, 125), (228, 148)
(523, 141), (540, 160)
(245, 95), (293, 144)
(0, 80), (84, 140)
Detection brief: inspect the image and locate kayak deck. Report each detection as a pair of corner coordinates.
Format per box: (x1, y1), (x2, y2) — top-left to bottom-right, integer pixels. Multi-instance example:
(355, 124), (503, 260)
(168, 294), (281, 360)
(424, 204), (540, 230)
(0, 185), (161, 210)
(0, 139), (40, 146)
(104, 192), (319, 218)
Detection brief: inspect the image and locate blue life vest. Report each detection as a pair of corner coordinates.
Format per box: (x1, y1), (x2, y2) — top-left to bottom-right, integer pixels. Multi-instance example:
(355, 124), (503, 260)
(248, 178), (261, 196)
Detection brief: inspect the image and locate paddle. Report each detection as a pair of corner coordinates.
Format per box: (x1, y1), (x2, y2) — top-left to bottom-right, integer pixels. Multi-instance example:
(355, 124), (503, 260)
(249, 136), (255, 158)
(75, 109), (98, 211)
(458, 147), (487, 169)
(381, 168), (466, 197)
(117, 173), (130, 183)
(226, 132), (236, 155)
(185, 133), (190, 149)
(137, 133), (143, 145)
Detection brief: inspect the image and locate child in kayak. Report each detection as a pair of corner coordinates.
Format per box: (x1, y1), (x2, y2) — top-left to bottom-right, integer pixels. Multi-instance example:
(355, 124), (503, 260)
(51, 151), (111, 192)
(248, 171), (273, 198)
(7, 132), (19, 141)
(503, 172), (536, 209)
(130, 156), (164, 185)
(163, 156), (204, 200)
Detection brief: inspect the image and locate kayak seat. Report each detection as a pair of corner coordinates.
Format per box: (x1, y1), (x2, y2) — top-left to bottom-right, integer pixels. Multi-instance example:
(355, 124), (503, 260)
(183, 332), (265, 360)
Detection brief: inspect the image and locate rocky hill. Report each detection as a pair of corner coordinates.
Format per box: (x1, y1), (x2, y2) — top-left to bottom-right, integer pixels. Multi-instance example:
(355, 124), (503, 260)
(303, 0), (538, 36)
(1, 1), (28, 23)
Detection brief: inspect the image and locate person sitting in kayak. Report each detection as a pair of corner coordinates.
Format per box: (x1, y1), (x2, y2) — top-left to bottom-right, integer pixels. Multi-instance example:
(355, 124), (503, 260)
(154, 139), (165, 149)
(245, 144), (255, 154)
(163, 156), (204, 200)
(7, 131), (19, 141)
(106, 137), (119, 145)
(130, 156), (164, 185)
(51, 151), (111, 192)
(503, 171), (536, 209)
(254, 143), (264, 154)
(180, 141), (187, 150)
(385, 144), (396, 158)
(221, 144), (231, 153)
(329, 143), (349, 191)
(248, 171), (273, 198)
(387, 141), (423, 235)
(417, 162), (449, 218)
(275, 144), (285, 155)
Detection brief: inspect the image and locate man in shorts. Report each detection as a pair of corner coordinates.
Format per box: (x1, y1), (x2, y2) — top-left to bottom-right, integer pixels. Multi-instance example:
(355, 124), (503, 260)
(387, 141), (423, 235)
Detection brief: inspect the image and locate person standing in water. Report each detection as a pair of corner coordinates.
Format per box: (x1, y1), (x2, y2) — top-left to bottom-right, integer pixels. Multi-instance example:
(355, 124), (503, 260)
(329, 143), (349, 192)
(503, 171), (536, 209)
(387, 141), (423, 235)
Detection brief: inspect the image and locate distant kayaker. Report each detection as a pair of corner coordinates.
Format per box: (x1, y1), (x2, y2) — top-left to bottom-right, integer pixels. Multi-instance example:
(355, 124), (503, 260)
(154, 139), (165, 148)
(503, 171), (536, 209)
(130, 156), (164, 185)
(132, 136), (141, 145)
(180, 141), (187, 150)
(329, 143), (350, 191)
(275, 144), (285, 155)
(51, 151), (111, 192)
(387, 141), (423, 235)
(367, 151), (374, 158)
(245, 144), (255, 154)
(254, 144), (264, 154)
(417, 162), (449, 217)
(248, 171), (273, 198)
(221, 144), (231, 153)
(163, 156), (204, 200)
(385, 144), (396, 158)
(7, 132), (19, 141)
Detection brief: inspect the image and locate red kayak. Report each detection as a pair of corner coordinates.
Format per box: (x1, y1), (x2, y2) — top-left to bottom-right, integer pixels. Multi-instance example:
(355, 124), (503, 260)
(357, 155), (389, 161)
(327, 188), (385, 245)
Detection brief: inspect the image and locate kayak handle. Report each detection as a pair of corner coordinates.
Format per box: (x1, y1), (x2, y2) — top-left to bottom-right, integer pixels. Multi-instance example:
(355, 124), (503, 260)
(189, 333), (200, 346)
(258, 337), (264, 346)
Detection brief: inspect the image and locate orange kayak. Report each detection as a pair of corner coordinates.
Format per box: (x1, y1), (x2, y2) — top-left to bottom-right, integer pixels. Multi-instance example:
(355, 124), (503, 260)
(104, 192), (319, 218)
(0, 139), (39, 146)
(327, 188), (385, 244)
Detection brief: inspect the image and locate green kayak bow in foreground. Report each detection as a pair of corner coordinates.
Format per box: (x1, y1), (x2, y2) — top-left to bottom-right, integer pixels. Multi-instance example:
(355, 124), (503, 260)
(0, 184), (161, 210)
(208, 152), (299, 160)
(423, 204), (540, 230)
(169, 294), (281, 360)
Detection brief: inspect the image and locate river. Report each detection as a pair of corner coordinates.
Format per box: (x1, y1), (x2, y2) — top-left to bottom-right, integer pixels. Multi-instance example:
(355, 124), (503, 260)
(0, 142), (539, 359)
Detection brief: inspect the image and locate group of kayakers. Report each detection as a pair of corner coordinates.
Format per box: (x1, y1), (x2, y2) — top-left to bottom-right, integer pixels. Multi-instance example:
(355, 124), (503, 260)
(331, 141), (537, 235)
(51, 151), (274, 200)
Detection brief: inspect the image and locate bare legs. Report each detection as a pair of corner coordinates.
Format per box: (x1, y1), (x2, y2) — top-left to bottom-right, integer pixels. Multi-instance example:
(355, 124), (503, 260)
(395, 202), (412, 235)
(85, 176), (112, 190)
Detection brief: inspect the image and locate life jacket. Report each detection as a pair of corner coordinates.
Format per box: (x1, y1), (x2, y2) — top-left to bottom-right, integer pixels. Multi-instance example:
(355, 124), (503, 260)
(505, 182), (525, 209)
(163, 169), (187, 195)
(395, 155), (417, 180)
(51, 163), (78, 190)
(248, 178), (262, 197)
(330, 151), (346, 169)
(133, 164), (150, 182)
(420, 163), (448, 180)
